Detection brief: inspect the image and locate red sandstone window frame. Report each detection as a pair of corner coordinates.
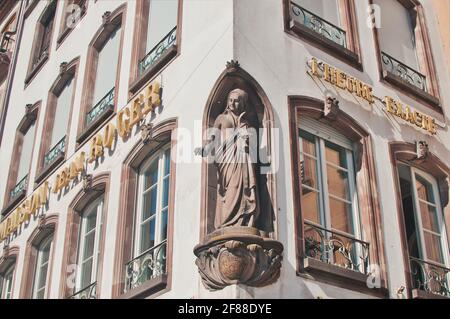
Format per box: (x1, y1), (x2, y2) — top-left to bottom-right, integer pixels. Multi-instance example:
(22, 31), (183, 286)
(282, 0), (362, 69)
(370, 0), (441, 111)
(112, 118), (177, 299)
(24, 0), (58, 87)
(128, 0), (183, 96)
(0, 245), (19, 299)
(288, 96), (388, 296)
(34, 57), (79, 186)
(75, 3), (126, 147)
(2, 102), (40, 217)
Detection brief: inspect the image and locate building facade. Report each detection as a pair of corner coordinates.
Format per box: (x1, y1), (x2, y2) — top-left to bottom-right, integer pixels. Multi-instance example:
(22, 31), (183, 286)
(0, 0), (449, 299)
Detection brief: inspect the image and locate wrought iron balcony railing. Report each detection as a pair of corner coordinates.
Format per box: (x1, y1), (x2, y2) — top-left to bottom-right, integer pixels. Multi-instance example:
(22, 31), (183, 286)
(0, 31), (15, 54)
(86, 87), (115, 126)
(304, 220), (370, 274)
(410, 257), (450, 298)
(290, 2), (347, 48)
(139, 26), (177, 76)
(10, 175), (28, 200)
(69, 282), (96, 299)
(381, 52), (427, 92)
(124, 241), (167, 293)
(43, 136), (66, 168)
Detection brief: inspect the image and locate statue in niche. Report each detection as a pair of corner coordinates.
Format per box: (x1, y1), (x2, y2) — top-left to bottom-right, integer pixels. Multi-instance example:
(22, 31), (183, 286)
(196, 88), (260, 230)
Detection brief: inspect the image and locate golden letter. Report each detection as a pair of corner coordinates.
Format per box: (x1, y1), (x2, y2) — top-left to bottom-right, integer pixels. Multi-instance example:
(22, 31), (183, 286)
(117, 107), (131, 138)
(103, 123), (116, 150)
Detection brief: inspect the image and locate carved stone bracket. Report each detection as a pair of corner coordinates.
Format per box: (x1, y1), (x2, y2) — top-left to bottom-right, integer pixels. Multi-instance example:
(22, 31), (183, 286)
(323, 94), (339, 120)
(59, 62), (68, 76)
(140, 122), (154, 145)
(415, 141), (429, 162)
(102, 11), (112, 26)
(37, 214), (46, 232)
(226, 60), (240, 73)
(194, 227), (283, 291)
(82, 174), (93, 192)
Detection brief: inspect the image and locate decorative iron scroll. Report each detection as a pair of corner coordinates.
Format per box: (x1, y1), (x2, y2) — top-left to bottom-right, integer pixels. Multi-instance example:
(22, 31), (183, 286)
(86, 87), (115, 126)
(410, 257), (450, 297)
(43, 136), (66, 168)
(10, 175), (28, 200)
(139, 26), (177, 75)
(70, 282), (96, 299)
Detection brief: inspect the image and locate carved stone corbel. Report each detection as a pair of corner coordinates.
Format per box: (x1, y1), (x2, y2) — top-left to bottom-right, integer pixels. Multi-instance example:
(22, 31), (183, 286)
(226, 60), (240, 73)
(140, 122), (154, 145)
(59, 62), (68, 76)
(323, 94), (339, 120)
(25, 103), (37, 122)
(37, 214), (46, 232)
(415, 141), (429, 162)
(102, 11), (112, 26)
(82, 174), (93, 192)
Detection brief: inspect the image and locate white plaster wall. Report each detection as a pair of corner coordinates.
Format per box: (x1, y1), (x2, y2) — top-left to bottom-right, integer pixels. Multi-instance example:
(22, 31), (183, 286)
(0, 0), (449, 299)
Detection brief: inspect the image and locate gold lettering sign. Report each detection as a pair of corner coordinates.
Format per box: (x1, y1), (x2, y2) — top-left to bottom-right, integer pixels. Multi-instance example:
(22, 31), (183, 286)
(309, 57), (375, 104)
(384, 96), (437, 135)
(53, 152), (85, 194)
(0, 182), (49, 241)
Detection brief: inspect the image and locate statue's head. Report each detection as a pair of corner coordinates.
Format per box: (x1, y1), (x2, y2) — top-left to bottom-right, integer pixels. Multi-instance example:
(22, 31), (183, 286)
(227, 88), (248, 115)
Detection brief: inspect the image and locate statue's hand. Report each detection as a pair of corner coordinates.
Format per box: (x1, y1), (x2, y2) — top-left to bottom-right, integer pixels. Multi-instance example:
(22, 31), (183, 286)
(194, 147), (205, 157)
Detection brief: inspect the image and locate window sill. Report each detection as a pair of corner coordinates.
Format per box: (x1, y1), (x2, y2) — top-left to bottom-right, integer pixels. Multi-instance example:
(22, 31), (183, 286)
(34, 152), (65, 186)
(382, 70), (441, 112)
(24, 52), (49, 86)
(288, 19), (362, 70)
(411, 288), (450, 299)
(299, 257), (388, 298)
(76, 104), (115, 146)
(117, 274), (168, 299)
(1, 190), (26, 219)
(129, 45), (178, 95)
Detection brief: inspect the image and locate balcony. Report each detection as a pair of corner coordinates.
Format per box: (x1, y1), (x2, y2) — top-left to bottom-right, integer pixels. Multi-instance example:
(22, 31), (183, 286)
(35, 136), (66, 184)
(10, 175), (28, 202)
(0, 31), (14, 82)
(410, 257), (450, 299)
(124, 241), (167, 295)
(86, 87), (115, 127)
(381, 51), (439, 107)
(69, 282), (96, 299)
(130, 27), (177, 94)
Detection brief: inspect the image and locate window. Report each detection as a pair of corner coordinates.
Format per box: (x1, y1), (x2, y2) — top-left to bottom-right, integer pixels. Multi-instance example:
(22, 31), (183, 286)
(397, 164), (450, 297)
(74, 196), (103, 297)
(3, 102), (39, 214)
(127, 147), (170, 292)
(284, 0), (361, 67)
(372, 0), (440, 108)
(77, 5), (125, 144)
(289, 97), (387, 295)
(25, 0), (57, 85)
(0, 265), (14, 299)
(129, 0), (181, 93)
(32, 235), (53, 299)
(36, 59), (78, 183)
(113, 119), (176, 298)
(58, 0), (88, 45)
(299, 118), (364, 273)
(0, 14), (17, 55)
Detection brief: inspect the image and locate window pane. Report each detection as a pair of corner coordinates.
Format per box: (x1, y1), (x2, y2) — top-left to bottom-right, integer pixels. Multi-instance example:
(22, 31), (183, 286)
(423, 232), (444, 264)
(293, 0), (340, 27)
(415, 175), (436, 204)
(419, 202), (439, 233)
(140, 218), (156, 253)
(51, 78), (73, 147)
(80, 258), (93, 289)
(301, 188), (320, 224)
(325, 141), (348, 169)
(17, 122), (35, 183)
(374, 0), (419, 69)
(162, 177), (169, 208)
(142, 187), (158, 221)
(329, 197), (353, 234)
(299, 129), (316, 157)
(82, 232), (95, 261)
(301, 156), (319, 190)
(146, 0), (178, 53)
(164, 150), (171, 175)
(36, 263), (48, 293)
(327, 165), (350, 200)
(144, 160), (159, 189)
(161, 208), (168, 241)
(85, 209), (97, 233)
(92, 26), (121, 106)
(35, 288), (45, 299)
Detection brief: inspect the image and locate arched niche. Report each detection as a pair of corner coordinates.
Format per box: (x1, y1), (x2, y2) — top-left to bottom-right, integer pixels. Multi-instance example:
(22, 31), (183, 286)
(200, 61), (277, 239)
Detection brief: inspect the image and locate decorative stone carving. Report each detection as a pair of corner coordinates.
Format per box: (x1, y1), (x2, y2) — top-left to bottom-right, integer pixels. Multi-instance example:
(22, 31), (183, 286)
(25, 103), (37, 122)
(194, 227), (283, 290)
(59, 62), (68, 76)
(82, 174), (93, 192)
(37, 214), (46, 232)
(194, 84), (283, 290)
(102, 11), (112, 26)
(323, 94), (339, 120)
(226, 60), (240, 71)
(140, 122), (154, 145)
(416, 141), (429, 161)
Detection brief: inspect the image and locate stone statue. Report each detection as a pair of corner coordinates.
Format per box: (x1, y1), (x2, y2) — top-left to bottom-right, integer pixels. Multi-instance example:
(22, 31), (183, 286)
(196, 88), (260, 230)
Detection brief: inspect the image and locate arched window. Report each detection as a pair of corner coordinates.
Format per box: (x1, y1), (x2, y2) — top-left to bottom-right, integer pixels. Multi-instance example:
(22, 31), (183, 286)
(391, 142), (450, 298)
(60, 174), (110, 299)
(32, 234), (53, 299)
(113, 119), (177, 299)
(77, 4), (126, 144)
(0, 246), (19, 299)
